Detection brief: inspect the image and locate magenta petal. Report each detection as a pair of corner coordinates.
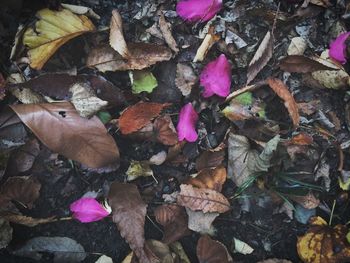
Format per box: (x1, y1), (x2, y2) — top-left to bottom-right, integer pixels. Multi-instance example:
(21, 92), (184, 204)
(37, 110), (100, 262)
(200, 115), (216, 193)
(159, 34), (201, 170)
(176, 0), (222, 22)
(177, 103), (198, 142)
(200, 54), (231, 98)
(70, 197), (110, 223)
(329, 32), (350, 64)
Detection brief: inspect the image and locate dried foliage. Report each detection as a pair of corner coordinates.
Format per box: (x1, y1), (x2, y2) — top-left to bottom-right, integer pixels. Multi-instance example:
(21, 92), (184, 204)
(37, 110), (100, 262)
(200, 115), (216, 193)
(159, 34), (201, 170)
(197, 235), (233, 263)
(187, 165), (227, 192)
(279, 55), (335, 73)
(109, 9), (129, 58)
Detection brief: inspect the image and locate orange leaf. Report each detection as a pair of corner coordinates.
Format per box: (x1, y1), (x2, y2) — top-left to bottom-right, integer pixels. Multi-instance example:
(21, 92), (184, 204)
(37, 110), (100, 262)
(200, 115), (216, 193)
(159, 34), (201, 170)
(187, 165), (227, 192)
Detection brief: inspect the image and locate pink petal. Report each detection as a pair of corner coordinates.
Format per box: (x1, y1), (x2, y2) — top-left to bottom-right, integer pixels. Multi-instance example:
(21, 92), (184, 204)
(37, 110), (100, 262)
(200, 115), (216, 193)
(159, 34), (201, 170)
(70, 197), (110, 223)
(200, 54), (231, 98)
(176, 0), (222, 22)
(177, 103), (198, 142)
(329, 32), (350, 64)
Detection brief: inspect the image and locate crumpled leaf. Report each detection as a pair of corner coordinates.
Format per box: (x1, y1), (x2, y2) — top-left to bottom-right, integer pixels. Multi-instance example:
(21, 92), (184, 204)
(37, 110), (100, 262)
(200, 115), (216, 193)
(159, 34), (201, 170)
(153, 115), (178, 146)
(126, 160), (154, 181)
(228, 133), (280, 186)
(177, 184), (230, 213)
(0, 218), (12, 249)
(86, 43), (172, 72)
(197, 235), (233, 263)
(13, 236), (86, 262)
(186, 208), (218, 234)
(297, 216), (350, 263)
(23, 8), (95, 69)
(287, 37), (307, 55)
(279, 55), (335, 73)
(119, 102), (170, 135)
(69, 82), (108, 118)
(130, 70), (158, 94)
(159, 14), (179, 53)
(109, 9), (129, 58)
(196, 146), (225, 171)
(187, 165), (227, 192)
(267, 78), (300, 128)
(175, 63), (197, 97)
(60, 4), (100, 19)
(233, 238), (254, 255)
(154, 204), (190, 244)
(0, 176), (41, 208)
(108, 182), (154, 263)
(11, 102), (120, 169)
(176, 0), (222, 22)
(247, 31), (273, 84)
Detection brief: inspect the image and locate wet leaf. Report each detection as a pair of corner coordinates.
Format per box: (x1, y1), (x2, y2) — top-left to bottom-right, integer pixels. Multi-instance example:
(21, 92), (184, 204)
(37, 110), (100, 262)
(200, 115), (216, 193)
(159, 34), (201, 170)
(11, 102), (120, 169)
(130, 70), (158, 94)
(177, 184), (230, 213)
(0, 218), (12, 249)
(23, 8), (95, 69)
(175, 63), (197, 97)
(86, 43), (172, 72)
(197, 235), (233, 263)
(119, 102), (170, 135)
(159, 14), (179, 53)
(187, 165), (227, 192)
(279, 55), (335, 73)
(126, 160), (154, 181)
(108, 182), (154, 263)
(297, 216), (350, 263)
(13, 236), (86, 262)
(267, 78), (300, 128)
(247, 31), (273, 84)
(109, 9), (129, 58)
(228, 133), (280, 186)
(0, 176), (41, 208)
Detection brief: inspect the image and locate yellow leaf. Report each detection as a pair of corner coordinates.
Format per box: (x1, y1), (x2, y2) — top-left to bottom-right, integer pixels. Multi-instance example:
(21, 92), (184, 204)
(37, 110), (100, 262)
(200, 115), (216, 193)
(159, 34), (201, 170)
(23, 8), (95, 69)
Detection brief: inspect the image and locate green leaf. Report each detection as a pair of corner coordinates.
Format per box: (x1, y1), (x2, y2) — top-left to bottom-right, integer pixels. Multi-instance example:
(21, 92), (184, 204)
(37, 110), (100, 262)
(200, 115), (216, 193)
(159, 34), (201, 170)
(234, 92), (253, 106)
(130, 70), (158, 94)
(97, 111), (112, 124)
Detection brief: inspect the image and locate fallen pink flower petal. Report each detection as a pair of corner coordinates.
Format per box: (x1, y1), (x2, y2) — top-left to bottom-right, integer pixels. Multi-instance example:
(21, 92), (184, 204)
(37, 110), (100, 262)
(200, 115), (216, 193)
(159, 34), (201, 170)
(329, 32), (350, 64)
(177, 103), (198, 142)
(176, 0), (222, 23)
(200, 54), (231, 98)
(70, 197), (110, 223)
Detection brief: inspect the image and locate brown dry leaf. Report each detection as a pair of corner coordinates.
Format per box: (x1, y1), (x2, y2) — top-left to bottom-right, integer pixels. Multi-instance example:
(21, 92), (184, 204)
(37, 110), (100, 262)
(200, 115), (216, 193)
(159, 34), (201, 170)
(298, 100), (321, 115)
(193, 27), (220, 63)
(86, 43), (172, 72)
(153, 115), (178, 146)
(154, 204), (190, 244)
(267, 78), (300, 128)
(0, 211), (56, 227)
(196, 147), (226, 171)
(285, 133), (313, 146)
(257, 259), (292, 263)
(186, 208), (218, 234)
(247, 31), (273, 84)
(279, 55), (335, 73)
(187, 165), (227, 192)
(108, 182), (156, 263)
(10, 102), (119, 169)
(290, 192), (320, 209)
(0, 176), (41, 208)
(109, 9), (129, 58)
(23, 8), (95, 69)
(119, 102), (170, 135)
(9, 138), (40, 173)
(177, 184), (230, 213)
(175, 63), (197, 97)
(297, 216), (350, 263)
(304, 0), (331, 8)
(287, 37), (307, 55)
(146, 240), (175, 263)
(158, 14), (179, 53)
(197, 235), (233, 263)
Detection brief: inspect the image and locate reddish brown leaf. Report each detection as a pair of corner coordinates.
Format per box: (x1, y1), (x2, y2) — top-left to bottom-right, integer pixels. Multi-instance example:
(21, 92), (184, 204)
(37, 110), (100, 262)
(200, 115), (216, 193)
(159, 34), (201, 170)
(267, 78), (300, 128)
(86, 43), (172, 72)
(197, 235), (233, 263)
(154, 204), (190, 244)
(187, 165), (227, 192)
(279, 55), (335, 73)
(119, 102), (170, 135)
(108, 182), (155, 263)
(285, 133), (313, 146)
(195, 148), (225, 171)
(153, 115), (178, 146)
(177, 184), (230, 213)
(10, 102), (120, 169)
(0, 176), (41, 208)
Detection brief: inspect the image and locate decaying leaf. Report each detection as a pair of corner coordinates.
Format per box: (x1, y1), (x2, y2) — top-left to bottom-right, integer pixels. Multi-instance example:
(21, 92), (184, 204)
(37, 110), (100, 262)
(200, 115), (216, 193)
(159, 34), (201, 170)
(187, 165), (227, 192)
(154, 204), (190, 244)
(119, 102), (170, 135)
(177, 184), (230, 213)
(69, 82), (108, 118)
(290, 192), (320, 209)
(175, 63), (197, 97)
(257, 259), (292, 263)
(169, 242), (191, 263)
(109, 9), (129, 58)
(196, 146), (226, 171)
(108, 182), (154, 263)
(159, 14), (179, 53)
(0, 218), (12, 249)
(130, 70), (158, 94)
(297, 216), (350, 263)
(228, 133), (280, 186)
(0, 211), (56, 227)
(23, 8), (95, 69)
(287, 37), (307, 55)
(146, 239), (175, 263)
(13, 236), (86, 262)
(60, 3), (100, 19)
(279, 55), (335, 73)
(233, 238), (254, 255)
(9, 138), (40, 173)
(285, 133), (313, 146)
(11, 102), (120, 169)
(186, 208), (218, 234)
(197, 235), (233, 263)
(0, 176), (41, 208)
(247, 31), (273, 84)
(153, 115), (178, 146)
(267, 78), (300, 128)
(126, 160), (154, 181)
(86, 43), (172, 72)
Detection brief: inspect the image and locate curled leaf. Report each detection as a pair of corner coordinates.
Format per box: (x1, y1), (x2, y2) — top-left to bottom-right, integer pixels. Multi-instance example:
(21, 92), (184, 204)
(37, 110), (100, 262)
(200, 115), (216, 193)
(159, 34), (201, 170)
(175, 63), (197, 97)
(177, 103), (198, 142)
(109, 9), (129, 58)
(187, 165), (227, 192)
